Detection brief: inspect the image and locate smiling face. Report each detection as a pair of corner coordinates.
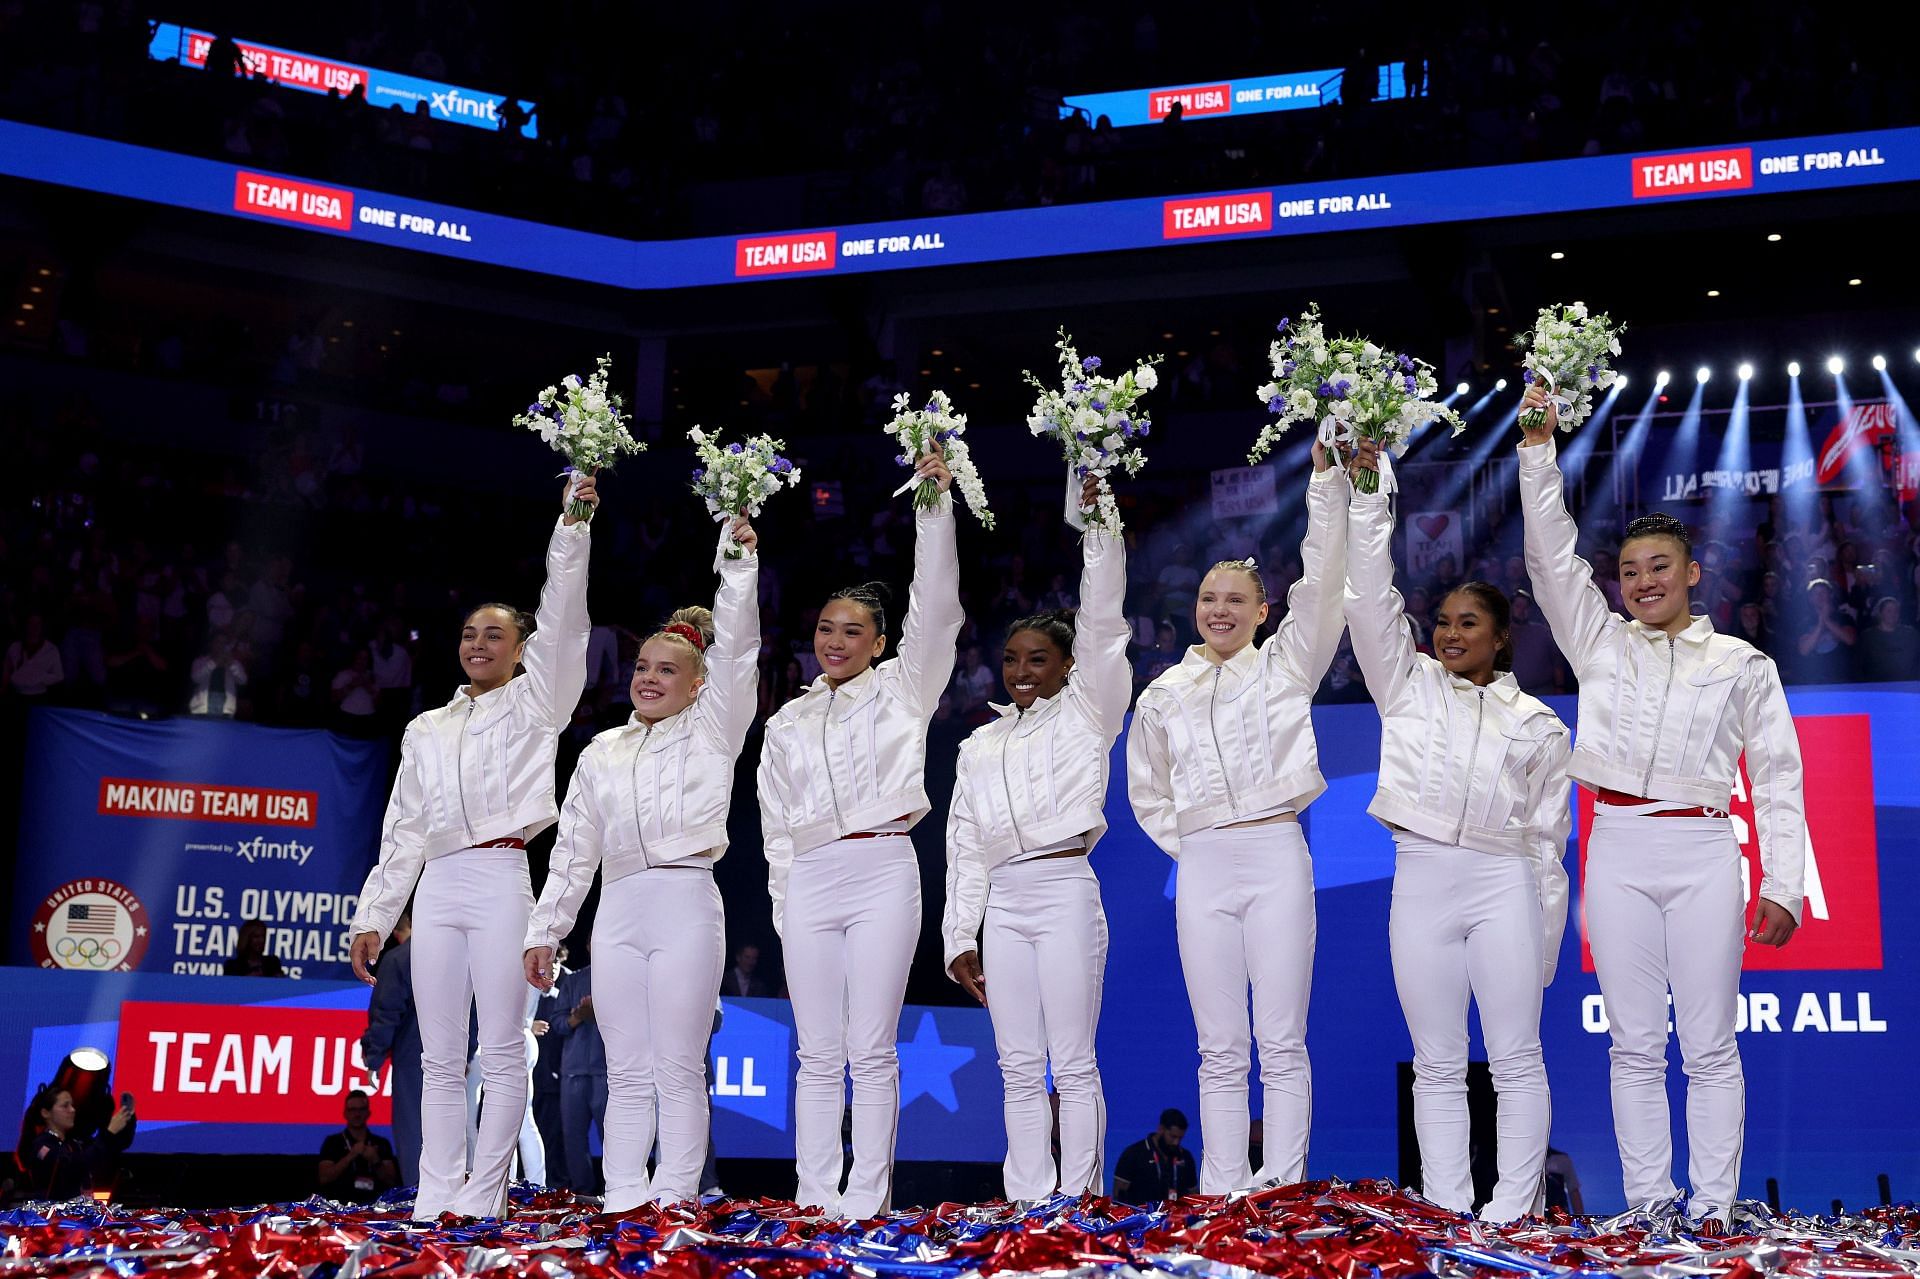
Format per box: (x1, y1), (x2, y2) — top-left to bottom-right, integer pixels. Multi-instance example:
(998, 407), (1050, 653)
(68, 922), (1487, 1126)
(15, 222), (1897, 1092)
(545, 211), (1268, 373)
(630, 637), (703, 722)
(1002, 629), (1073, 710)
(815, 599), (886, 685)
(1194, 566), (1268, 660)
(459, 607), (525, 693)
(1433, 589), (1507, 681)
(1618, 535), (1700, 629)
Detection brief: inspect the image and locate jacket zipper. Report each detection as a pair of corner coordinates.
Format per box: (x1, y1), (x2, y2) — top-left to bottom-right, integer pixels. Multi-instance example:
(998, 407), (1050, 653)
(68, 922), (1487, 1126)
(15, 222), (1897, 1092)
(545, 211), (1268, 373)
(1452, 687), (1486, 843)
(456, 696), (477, 844)
(1209, 666), (1239, 812)
(630, 721), (654, 861)
(1642, 635), (1676, 796)
(1001, 706), (1029, 852)
(821, 687), (845, 829)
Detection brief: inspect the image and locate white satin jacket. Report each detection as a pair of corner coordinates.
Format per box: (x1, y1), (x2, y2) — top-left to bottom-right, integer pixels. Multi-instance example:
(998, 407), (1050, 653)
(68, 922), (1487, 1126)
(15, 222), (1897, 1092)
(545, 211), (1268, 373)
(941, 528), (1130, 970)
(352, 518), (592, 942)
(524, 537), (759, 951)
(1127, 466), (1349, 855)
(1518, 437), (1807, 922)
(757, 494), (962, 935)
(1345, 491), (1573, 981)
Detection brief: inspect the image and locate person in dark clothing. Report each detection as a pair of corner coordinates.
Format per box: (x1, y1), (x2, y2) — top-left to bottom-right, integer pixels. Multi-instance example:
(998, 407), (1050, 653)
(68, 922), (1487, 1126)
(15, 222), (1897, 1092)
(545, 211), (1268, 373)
(223, 920), (285, 976)
(362, 916), (422, 1185)
(23, 1086), (135, 1200)
(317, 1090), (399, 1203)
(1112, 1109), (1197, 1204)
(531, 944), (571, 1187)
(551, 964), (608, 1194)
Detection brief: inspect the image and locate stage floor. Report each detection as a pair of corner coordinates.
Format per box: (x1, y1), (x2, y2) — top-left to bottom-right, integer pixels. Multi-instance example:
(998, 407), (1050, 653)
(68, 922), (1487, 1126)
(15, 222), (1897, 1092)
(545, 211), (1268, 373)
(4, 1180), (1918, 1278)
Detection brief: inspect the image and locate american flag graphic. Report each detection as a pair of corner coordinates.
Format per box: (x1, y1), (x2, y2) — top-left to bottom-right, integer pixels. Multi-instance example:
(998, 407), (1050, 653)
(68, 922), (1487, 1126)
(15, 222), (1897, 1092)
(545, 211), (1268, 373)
(66, 903), (117, 935)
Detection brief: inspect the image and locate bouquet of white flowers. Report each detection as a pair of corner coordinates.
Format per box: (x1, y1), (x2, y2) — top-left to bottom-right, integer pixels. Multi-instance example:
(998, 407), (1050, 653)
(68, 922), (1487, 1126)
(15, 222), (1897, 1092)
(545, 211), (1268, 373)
(1514, 302), (1624, 434)
(512, 354), (645, 522)
(689, 426), (803, 561)
(883, 390), (995, 529)
(1023, 329), (1160, 532)
(1251, 304), (1462, 495)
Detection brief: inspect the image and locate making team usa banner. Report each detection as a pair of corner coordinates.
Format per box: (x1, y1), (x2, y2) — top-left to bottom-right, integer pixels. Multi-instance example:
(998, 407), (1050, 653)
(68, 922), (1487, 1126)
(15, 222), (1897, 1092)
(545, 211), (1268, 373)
(8, 708), (387, 980)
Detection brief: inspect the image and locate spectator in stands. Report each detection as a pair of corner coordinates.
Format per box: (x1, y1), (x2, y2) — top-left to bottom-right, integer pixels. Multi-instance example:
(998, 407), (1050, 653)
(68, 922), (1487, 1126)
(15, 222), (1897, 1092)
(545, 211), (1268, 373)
(724, 943), (769, 998)
(22, 1086), (135, 1200)
(107, 617), (172, 714)
(224, 920), (285, 976)
(953, 644), (995, 713)
(331, 648), (380, 728)
(1794, 579), (1856, 682)
(369, 619), (414, 726)
(1860, 596), (1918, 682)
(1112, 1108), (1197, 1204)
(2, 614), (63, 700)
(1507, 590), (1563, 694)
(189, 630), (247, 717)
(317, 1089), (400, 1203)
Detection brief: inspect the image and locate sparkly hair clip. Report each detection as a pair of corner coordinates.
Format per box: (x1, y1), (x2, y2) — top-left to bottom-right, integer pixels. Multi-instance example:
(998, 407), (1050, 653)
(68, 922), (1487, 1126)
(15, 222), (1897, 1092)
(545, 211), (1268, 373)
(1240, 556), (1258, 569)
(663, 622), (708, 652)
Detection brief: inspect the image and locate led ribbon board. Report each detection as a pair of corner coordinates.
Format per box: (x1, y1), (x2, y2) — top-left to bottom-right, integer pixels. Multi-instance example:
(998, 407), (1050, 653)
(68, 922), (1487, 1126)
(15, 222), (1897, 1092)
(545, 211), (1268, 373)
(0, 119), (1912, 288)
(146, 23), (537, 138)
(1060, 62), (1421, 127)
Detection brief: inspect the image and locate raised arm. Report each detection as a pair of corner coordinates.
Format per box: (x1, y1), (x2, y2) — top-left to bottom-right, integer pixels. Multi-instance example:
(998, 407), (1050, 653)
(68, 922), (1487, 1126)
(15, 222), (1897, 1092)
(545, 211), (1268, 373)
(350, 726), (428, 944)
(1516, 436), (1620, 674)
(1073, 528), (1134, 741)
(1125, 699), (1180, 856)
(1527, 729), (1573, 985)
(893, 491), (964, 715)
(700, 521), (762, 754)
(525, 768), (606, 952)
(1266, 465), (1351, 688)
(756, 736), (797, 938)
(1740, 656), (1807, 926)
(520, 516), (594, 731)
(1343, 487), (1421, 712)
(941, 754), (990, 980)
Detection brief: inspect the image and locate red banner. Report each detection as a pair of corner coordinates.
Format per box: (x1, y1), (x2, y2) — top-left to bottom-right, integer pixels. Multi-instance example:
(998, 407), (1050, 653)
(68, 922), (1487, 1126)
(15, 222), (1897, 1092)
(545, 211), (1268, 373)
(98, 777), (317, 826)
(1632, 147), (1754, 197)
(114, 1001), (391, 1124)
(1163, 193), (1274, 239)
(1577, 713), (1883, 972)
(734, 231), (836, 277)
(1148, 84), (1232, 120)
(233, 172), (354, 232)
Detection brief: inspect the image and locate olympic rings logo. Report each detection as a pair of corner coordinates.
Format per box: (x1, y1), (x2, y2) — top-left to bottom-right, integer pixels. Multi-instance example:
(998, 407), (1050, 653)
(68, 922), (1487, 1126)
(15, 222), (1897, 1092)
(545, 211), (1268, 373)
(51, 936), (124, 967)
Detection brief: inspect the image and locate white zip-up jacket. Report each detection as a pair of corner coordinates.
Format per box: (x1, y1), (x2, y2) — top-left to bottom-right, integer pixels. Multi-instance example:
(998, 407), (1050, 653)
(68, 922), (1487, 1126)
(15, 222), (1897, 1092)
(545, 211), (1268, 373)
(757, 493), (962, 935)
(941, 528), (1131, 970)
(1518, 437), (1807, 922)
(523, 535), (759, 952)
(1127, 466), (1349, 854)
(1345, 490), (1573, 982)
(351, 518), (592, 942)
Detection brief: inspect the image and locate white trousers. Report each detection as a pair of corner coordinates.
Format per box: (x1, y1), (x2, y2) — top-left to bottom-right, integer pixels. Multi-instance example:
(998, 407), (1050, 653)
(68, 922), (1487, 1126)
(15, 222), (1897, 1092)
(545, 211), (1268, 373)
(412, 846), (533, 1219)
(784, 835), (920, 1219)
(1388, 834), (1548, 1222)
(514, 1020), (547, 1185)
(983, 855), (1108, 1201)
(1174, 822), (1315, 1194)
(1586, 812), (1746, 1221)
(593, 865), (726, 1210)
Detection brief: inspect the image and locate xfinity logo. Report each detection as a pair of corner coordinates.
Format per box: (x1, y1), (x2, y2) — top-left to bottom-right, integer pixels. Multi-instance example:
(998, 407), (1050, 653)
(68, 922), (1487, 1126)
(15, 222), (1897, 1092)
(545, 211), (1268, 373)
(235, 836), (314, 866)
(430, 89), (499, 123)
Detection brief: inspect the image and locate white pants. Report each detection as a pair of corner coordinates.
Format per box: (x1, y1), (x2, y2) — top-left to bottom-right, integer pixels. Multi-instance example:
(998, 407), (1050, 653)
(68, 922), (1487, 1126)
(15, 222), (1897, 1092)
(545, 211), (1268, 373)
(1175, 822), (1315, 1194)
(984, 855), (1108, 1201)
(784, 835), (920, 1218)
(514, 1022), (547, 1185)
(1389, 834), (1548, 1222)
(413, 846), (533, 1219)
(593, 865), (725, 1211)
(1586, 812), (1746, 1221)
